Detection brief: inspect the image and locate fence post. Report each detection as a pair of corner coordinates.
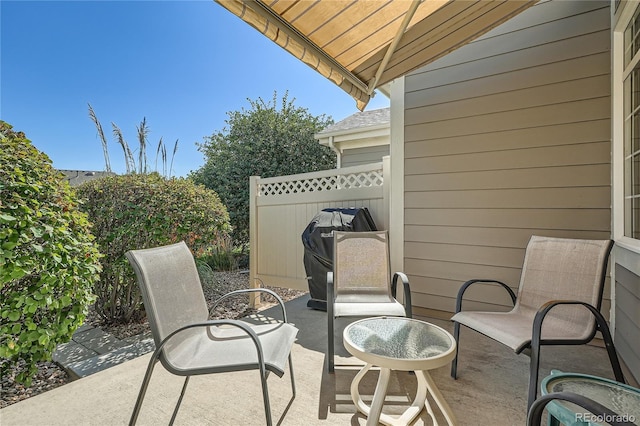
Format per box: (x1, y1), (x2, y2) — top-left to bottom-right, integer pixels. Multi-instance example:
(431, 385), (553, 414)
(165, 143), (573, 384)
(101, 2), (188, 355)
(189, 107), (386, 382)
(249, 175), (260, 307)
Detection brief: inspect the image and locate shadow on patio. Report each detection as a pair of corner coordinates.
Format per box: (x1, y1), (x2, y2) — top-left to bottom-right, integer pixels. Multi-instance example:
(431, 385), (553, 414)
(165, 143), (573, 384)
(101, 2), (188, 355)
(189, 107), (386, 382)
(0, 293), (624, 425)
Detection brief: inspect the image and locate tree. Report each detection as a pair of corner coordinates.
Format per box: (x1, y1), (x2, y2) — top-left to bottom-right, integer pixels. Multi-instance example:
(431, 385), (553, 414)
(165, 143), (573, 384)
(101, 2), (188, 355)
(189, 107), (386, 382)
(0, 121), (102, 385)
(191, 92), (335, 244)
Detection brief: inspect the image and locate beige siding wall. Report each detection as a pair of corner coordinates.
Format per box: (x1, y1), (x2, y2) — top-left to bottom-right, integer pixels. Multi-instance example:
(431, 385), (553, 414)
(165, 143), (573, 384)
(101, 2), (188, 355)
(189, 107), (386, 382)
(403, 0), (612, 316)
(342, 145), (390, 168)
(613, 262), (640, 380)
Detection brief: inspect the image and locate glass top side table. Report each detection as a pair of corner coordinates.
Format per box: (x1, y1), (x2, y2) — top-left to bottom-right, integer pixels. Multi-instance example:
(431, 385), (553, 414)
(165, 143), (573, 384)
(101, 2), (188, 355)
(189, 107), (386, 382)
(343, 317), (457, 426)
(540, 370), (640, 426)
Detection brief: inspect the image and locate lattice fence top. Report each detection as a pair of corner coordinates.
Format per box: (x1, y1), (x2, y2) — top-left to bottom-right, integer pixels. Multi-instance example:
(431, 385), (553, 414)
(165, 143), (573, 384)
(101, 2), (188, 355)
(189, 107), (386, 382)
(258, 168), (383, 196)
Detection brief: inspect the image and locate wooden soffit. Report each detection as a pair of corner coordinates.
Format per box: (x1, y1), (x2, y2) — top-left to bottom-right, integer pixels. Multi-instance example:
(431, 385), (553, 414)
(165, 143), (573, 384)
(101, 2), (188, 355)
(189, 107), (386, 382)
(215, 0), (537, 110)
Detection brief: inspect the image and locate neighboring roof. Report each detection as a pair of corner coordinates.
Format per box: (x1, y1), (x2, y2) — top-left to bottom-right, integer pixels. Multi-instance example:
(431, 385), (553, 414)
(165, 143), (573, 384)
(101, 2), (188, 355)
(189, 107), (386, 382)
(318, 108), (390, 137)
(59, 169), (115, 186)
(315, 107), (390, 152)
(215, 0), (537, 110)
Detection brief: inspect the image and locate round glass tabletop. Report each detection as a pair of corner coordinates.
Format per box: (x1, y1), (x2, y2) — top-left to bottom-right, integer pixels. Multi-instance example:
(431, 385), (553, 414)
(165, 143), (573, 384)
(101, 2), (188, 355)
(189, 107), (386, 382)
(343, 317), (455, 363)
(542, 371), (640, 425)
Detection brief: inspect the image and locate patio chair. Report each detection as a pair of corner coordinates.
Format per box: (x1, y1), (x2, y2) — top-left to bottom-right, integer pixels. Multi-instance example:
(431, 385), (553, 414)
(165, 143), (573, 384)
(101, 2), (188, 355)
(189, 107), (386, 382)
(327, 230), (412, 373)
(125, 241), (298, 426)
(450, 235), (625, 409)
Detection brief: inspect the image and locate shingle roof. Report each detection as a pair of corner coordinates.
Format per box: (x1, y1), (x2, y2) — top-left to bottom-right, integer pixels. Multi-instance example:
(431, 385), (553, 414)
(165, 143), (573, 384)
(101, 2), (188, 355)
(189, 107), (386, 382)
(318, 107), (390, 135)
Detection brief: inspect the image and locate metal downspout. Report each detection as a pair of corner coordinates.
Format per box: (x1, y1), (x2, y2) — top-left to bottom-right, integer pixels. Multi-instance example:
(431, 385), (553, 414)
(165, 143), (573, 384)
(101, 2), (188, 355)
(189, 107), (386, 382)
(328, 136), (341, 168)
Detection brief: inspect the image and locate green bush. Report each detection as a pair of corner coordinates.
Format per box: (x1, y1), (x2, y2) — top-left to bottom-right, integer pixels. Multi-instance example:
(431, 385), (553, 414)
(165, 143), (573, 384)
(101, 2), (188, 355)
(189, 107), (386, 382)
(0, 121), (102, 385)
(77, 173), (231, 324)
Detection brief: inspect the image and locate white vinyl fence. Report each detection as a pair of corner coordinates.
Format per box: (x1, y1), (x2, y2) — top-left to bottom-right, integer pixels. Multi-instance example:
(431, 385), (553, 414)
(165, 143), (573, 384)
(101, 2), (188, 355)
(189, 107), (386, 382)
(249, 158), (389, 291)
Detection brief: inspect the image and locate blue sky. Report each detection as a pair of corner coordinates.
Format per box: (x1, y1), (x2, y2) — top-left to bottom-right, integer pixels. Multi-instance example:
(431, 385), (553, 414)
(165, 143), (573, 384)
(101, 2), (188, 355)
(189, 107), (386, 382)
(1, 0), (389, 177)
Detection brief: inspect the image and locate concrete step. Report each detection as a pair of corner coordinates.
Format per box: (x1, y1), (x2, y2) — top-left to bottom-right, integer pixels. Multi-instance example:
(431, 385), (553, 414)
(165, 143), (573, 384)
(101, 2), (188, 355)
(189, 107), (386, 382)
(53, 323), (156, 380)
(63, 337), (155, 379)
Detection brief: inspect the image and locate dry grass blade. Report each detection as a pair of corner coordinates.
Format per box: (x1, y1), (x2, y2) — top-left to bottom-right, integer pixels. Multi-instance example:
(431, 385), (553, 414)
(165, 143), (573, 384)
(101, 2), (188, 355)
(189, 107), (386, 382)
(169, 139), (178, 178)
(111, 123), (134, 174)
(88, 104), (111, 172)
(154, 137), (163, 172)
(136, 118), (149, 174)
(161, 144), (167, 177)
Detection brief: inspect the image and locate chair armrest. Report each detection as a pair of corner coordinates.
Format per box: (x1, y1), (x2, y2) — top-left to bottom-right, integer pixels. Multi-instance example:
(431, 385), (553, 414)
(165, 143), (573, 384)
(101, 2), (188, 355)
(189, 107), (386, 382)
(455, 279), (516, 314)
(527, 392), (633, 426)
(532, 300), (603, 345)
(392, 272), (412, 318)
(211, 288), (289, 323)
(531, 300), (626, 384)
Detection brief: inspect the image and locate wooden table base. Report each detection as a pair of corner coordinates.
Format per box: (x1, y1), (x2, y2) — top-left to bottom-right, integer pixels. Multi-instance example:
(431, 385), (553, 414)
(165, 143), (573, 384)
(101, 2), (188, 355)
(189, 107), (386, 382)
(350, 363), (457, 426)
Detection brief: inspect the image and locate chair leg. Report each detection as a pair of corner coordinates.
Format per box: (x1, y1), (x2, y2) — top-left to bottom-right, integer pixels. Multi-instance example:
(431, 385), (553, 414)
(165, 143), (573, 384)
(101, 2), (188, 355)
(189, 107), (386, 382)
(129, 354), (160, 426)
(450, 321), (460, 379)
(328, 312), (335, 373)
(528, 342), (542, 410)
(258, 367), (273, 426)
(288, 353), (296, 397)
(327, 272), (335, 373)
(169, 376), (190, 426)
(593, 310), (626, 384)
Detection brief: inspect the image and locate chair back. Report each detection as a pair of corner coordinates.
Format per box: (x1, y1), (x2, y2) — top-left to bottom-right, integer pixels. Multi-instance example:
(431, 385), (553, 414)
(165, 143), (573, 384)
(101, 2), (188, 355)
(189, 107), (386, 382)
(333, 231), (394, 303)
(516, 236), (613, 333)
(125, 241), (209, 347)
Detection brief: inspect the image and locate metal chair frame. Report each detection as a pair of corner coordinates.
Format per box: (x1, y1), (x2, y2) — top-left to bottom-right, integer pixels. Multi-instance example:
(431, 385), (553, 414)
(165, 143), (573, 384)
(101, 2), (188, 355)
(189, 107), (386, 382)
(126, 244), (296, 426)
(450, 238), (625, 409)
(326, 231), (412, 373)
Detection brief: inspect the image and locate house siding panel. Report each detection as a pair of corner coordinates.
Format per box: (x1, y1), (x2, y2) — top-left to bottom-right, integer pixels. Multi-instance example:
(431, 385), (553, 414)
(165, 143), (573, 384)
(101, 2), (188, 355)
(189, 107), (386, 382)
(405, 98), (610, 142)
(405, 164), (611, 192)
(614, 263), (640, 380)
(405, 29), (609, 100)
(405, 120), (610, 158)
(403, 0), (611, 317)
(341, 145), (390, 168)
(405, 75), (610, 126)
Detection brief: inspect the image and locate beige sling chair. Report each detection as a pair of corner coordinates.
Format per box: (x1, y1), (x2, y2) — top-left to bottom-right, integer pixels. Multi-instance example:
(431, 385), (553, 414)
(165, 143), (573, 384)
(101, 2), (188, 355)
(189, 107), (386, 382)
(327, 230), (412, 373)
(125, 241), (297, 426)
(450, 236), (625, 409)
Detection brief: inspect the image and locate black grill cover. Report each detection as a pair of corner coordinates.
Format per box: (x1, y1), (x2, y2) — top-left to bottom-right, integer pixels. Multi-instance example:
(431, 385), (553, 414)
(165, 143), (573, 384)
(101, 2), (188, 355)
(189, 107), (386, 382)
(301, 207), (377, 310)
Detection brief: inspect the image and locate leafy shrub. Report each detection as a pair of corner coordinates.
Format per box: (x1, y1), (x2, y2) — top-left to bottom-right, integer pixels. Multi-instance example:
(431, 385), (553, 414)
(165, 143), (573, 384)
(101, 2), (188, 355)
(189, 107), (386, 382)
(0, 121), (102, 385)
(76, 173), (231, 324)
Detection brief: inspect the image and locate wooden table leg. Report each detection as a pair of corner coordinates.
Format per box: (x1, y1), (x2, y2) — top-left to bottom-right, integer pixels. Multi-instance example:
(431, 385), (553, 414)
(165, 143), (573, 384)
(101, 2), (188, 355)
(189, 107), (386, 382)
(351, 363), (374, 419)
(419, 370), (457, 426)
(393, 370), (429, 425)
(350, 365), (431, 426)
(367, 367), (391, 426)
(350, 363), (394, 426)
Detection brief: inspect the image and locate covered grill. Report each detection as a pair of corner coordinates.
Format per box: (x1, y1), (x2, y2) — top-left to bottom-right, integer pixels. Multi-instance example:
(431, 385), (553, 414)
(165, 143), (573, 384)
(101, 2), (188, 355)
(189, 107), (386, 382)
(301, 207), (377, 310)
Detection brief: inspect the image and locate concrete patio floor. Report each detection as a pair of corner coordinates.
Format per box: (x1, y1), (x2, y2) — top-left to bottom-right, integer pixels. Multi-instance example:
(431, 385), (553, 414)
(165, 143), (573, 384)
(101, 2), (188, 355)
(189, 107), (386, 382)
(0, 293), (626, 425)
